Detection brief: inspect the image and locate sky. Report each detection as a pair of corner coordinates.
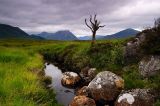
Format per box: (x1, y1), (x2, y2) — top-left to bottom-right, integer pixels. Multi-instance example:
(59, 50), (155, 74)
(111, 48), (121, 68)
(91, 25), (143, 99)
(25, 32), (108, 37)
(0, 0), (160, 37)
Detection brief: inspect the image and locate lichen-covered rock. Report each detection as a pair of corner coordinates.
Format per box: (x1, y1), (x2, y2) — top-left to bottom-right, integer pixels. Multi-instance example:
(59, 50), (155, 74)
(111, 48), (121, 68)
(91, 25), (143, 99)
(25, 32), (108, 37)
(87, 71), (124, 102)
(80, 67), (96, 84)
(69, 96), (96, 106)
(76, 86), (89, 96)
(115, 89), (155, 106)
(139, 55), (160, 77)
(124, 33), (146, 63)
(61, 72), (81, 87)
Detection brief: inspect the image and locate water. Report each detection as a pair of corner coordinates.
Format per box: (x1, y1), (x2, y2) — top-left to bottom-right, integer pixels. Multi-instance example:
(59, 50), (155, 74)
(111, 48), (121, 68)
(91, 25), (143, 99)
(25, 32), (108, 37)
(44, 63), (75, 106)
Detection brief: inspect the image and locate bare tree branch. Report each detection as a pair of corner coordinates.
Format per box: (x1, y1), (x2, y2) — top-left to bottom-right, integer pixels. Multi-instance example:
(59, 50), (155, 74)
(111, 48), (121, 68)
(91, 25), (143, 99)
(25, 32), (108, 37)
(85, 19), (93, 32)
(99, 25), (105, 27)
(89, 15), (94, 26)
(94, 14), (97, 22)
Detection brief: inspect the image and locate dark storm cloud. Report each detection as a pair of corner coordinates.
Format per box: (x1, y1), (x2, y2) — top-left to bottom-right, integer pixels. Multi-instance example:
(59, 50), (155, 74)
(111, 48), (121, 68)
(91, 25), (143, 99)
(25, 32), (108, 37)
(0, 0), (160, 36)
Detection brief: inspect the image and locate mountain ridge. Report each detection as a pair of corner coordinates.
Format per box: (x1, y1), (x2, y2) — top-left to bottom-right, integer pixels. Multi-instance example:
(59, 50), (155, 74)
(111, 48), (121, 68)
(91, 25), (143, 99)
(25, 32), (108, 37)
(36, 30), (78, 40)
(0, 24), (44, 40)
(103, 28), (140, 39)
(78, 28), (140, 40)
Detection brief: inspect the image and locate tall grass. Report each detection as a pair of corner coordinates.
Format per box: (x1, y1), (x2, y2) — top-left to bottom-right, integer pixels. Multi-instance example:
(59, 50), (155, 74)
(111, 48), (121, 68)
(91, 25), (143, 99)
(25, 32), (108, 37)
(0, 46), (60, 106)
(40, 40), (125, 73)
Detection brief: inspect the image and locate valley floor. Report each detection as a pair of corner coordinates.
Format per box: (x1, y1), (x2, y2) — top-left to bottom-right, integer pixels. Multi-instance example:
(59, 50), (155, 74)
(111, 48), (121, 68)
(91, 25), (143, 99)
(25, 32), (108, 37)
(0, 39), (159, 105)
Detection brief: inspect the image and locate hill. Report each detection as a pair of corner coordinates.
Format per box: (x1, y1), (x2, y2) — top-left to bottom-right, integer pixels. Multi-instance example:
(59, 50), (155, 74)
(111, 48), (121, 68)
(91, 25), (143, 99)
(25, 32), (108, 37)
(30, 34), (45, 40)
(36, 30), (78, 40)
(103, 28), (140, 39)
(0, 24), (44, 40)
(78, 35), (104, 40)
(78, 28), (140, 40)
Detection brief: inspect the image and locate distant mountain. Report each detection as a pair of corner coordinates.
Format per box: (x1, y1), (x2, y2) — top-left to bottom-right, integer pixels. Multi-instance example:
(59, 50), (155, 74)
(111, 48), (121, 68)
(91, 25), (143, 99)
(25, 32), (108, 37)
(0, 24), (44, 40)
(36, 30), (78, 40)
(78, 35), (104, 40)
(30, 34), (45, 40)
(103, 28), (140, 39)
(78, 28), (140, 40)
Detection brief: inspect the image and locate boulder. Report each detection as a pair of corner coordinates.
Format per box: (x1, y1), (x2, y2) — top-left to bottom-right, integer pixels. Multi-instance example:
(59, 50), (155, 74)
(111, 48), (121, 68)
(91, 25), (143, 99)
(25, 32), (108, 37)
(115, 89), (155, 106)
(61, 72), (81, 87)
(139, 55), (160, 77)
(124, 33), (146, 63)
(87, 71), (124, 102)
(69, 96), (96, 106)
(80, 67), (96, 84)
(76, 86), (89, 96)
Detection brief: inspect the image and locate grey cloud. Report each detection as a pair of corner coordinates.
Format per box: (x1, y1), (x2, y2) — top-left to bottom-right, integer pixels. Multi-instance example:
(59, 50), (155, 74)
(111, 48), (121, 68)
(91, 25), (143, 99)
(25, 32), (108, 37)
(0, 0), (159, 36)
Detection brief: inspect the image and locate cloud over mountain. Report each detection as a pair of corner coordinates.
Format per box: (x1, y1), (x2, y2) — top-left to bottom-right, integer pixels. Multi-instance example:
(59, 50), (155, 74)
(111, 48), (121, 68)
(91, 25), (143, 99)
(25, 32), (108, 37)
(0, 0), (159, 36)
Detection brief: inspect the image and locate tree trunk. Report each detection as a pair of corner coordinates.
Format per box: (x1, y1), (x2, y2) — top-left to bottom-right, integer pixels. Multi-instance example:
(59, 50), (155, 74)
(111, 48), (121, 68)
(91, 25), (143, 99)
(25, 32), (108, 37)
(91, 31), (96, 46)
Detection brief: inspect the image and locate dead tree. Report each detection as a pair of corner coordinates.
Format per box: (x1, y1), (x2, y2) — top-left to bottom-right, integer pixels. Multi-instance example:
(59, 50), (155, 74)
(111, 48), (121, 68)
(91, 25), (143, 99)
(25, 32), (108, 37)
(85, 14), (105, 45)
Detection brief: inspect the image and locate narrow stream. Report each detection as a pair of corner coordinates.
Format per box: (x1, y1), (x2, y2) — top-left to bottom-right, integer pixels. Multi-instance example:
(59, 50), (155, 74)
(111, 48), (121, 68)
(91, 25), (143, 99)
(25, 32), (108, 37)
(44, 63), (75, 106)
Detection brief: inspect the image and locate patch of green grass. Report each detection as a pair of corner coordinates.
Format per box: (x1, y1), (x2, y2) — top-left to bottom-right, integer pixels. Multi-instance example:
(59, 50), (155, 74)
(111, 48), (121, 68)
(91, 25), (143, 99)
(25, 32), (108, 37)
(123, 65), (160, 90)
(0, 46), (60, 106)
(122, 65), (147, 89)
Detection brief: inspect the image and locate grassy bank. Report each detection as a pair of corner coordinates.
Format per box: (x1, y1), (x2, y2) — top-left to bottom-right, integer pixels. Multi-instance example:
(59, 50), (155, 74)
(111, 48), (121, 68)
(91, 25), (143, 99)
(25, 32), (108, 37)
(40, 40), (160, 91)
(0, 41), (60, 106)
(40, 40), (125, 73)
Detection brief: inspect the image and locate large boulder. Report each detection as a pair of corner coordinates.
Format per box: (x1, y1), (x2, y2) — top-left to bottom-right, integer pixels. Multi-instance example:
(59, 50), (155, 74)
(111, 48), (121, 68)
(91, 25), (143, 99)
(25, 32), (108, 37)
(139, 55), (160, 77)
(124, 33), (146, 63)
(115, 89), (155, 106)
(61, 72), (81, 87)
(87, 71), (124, 102)
(69, 96), (96, 106)
(80, 67), (96, 84)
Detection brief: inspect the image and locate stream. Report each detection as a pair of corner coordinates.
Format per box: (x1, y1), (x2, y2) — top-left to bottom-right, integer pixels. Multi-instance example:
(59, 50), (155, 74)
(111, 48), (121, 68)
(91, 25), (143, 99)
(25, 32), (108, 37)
(44, 63), (75, 106)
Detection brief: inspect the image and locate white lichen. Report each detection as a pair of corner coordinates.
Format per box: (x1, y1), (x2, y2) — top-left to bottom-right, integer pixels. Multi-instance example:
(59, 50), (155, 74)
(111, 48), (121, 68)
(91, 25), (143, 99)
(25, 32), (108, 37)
(69, 72), (78, 77)
(118, 93), (135, 104)
(96, 78), (101, 83)
(97, 84), (102, 89)
(95, 78), (102, 89)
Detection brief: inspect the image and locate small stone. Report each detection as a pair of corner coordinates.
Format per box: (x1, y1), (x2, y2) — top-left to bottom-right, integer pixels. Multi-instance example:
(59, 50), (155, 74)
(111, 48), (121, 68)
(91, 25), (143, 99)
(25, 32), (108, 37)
(69, 96), (96, 106)
(76, 86), (89, 96)
(61, 72), (81, 87)
(80, 67), (96, 84)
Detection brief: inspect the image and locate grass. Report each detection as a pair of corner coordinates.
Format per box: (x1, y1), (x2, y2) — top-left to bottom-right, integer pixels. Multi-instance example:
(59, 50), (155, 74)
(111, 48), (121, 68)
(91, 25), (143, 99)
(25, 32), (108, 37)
(0, 39), (159, 105)
(0, 44), (60, 105)
(39, 39), (160, 90)
(40, 39), (126, 73)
